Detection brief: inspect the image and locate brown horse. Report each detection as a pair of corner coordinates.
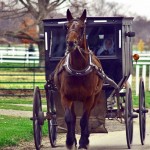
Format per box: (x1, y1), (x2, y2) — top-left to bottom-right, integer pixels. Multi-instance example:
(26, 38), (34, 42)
(54, 9), (104, 149)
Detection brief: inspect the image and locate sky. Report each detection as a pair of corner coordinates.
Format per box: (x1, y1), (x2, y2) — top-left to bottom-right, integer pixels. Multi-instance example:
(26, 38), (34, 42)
(106, 0), (150, 20)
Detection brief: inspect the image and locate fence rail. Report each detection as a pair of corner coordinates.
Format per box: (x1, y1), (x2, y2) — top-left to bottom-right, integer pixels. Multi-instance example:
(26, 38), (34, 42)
(0, 47), (39, 63)
(0, 48), (150, 96)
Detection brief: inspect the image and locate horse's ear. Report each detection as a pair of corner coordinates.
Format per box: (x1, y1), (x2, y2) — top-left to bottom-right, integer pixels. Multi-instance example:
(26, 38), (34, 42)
(80, 9), (87, 22)
(67, 9), (73, 21)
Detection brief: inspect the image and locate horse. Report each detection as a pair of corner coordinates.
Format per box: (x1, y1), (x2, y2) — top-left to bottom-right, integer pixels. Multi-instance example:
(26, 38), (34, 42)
(54, 9), (104, 149)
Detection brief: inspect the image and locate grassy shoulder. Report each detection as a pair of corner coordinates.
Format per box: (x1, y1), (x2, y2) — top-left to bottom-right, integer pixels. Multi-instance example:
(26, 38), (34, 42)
(133, 91), (150, 108)
(0, 97), (47, 111)
(0, 115), (48, 148)
(0, 91), (150, 112)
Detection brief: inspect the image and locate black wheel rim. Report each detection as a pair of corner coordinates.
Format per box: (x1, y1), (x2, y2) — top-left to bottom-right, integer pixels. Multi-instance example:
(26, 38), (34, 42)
(48, 119), (57, 147)
(33, 86), (42, 150)
(125, 83), (133, 149)
(139, 79), (146, 145)
(46, 90), (57, 147)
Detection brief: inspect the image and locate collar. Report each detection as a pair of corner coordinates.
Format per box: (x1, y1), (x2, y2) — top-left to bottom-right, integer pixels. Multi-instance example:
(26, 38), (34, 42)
(63, 51), (95, 76)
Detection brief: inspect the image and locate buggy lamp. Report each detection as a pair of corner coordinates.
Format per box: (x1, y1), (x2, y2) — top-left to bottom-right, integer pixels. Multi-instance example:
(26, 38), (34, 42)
(133, 54), (139, 62)
(125, 32), (135, 37)
(39, 34), (44, 39)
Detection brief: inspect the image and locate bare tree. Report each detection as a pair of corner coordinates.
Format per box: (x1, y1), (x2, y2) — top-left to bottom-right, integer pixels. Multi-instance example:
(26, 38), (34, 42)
(0, 0), (66, 66)
(67, 0), (123, 17)
(89, 0), (123, 17)
(68, 0), (88, 17)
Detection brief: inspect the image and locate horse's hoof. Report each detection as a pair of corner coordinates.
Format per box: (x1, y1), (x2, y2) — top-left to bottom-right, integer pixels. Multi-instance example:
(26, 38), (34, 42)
(66, 138), (77, 149)
(78, 145), (87, 149)
(66, 144), (73, 149)
(66, 141), (74, 147)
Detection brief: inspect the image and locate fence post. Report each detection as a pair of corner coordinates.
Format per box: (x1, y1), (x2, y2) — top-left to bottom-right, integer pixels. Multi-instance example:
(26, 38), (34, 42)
(33, 60), (35, 90)
(0, 51), (3, 63)
(149, 65), (150, 91)
(128, 74), (132, 87)
(136, 65), (140, 96)
(26, 50), (29, 63)
(12, 47), (15, 56)
(142, 65), (146, 90)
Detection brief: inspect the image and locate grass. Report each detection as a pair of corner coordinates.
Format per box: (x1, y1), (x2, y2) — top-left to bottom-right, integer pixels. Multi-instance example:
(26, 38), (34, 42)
(0, 97), (47, 111)
(0, 63), (42, 72)
(133, 91), (150, 108)
(0, 62), (45, 90)
(0, 115), (48, 148)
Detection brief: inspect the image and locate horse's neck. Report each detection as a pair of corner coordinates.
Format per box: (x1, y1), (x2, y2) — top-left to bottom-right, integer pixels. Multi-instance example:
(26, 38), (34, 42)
(70, 38), (89, 70)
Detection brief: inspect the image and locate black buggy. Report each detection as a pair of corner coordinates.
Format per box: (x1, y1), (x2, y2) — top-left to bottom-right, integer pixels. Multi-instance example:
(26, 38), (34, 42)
(30, 16), (148, 149)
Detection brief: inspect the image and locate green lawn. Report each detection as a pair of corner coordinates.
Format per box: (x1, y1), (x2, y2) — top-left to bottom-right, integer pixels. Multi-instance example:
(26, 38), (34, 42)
(0, 62), (45, 90)
(133, 91), (150, 108)
(0, 71), (45, 90)
(0, 97), (47, 111)
(0, 115), (48, 148)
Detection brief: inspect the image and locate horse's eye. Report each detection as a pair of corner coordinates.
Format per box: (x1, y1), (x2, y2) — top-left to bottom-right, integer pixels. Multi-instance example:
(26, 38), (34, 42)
(64, 23), (69, 30)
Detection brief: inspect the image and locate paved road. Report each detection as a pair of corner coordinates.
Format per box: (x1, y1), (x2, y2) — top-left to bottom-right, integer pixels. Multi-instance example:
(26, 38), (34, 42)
(41, 113), (150, 150)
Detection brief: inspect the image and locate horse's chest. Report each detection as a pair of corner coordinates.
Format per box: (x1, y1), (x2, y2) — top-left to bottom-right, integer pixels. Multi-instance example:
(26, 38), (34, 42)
(62, 75), (95, 99)
(66, 76), (90, 88)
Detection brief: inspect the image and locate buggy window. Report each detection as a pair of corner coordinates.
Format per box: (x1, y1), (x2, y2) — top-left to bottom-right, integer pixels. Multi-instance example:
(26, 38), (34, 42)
(49, 25), (116, 57)
(87, 25), (115, 56)
(50, 29), (66, 57)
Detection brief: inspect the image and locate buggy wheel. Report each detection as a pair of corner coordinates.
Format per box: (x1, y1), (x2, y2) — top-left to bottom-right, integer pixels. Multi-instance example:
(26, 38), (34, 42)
(125, 82), (133, 149)
(139, 78), (148, 145)
(33, 86), (44, 150)
(48, 117), (57, 147)
(47, 91), (57, 147)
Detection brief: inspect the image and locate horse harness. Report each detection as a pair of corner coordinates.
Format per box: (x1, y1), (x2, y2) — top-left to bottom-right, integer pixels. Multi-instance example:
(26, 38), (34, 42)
(56, 50), (119, 90)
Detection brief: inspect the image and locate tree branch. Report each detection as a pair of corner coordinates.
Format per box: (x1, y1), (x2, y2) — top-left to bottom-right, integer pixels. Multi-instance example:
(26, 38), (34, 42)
(5, 31), (40, 42)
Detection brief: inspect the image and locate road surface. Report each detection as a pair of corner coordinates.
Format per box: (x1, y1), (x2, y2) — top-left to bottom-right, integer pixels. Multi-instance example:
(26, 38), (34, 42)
(40, 113), (150, 150)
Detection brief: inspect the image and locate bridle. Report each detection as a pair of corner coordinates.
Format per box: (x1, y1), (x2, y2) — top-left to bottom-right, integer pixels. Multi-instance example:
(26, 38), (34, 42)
(63, 19), (97, 76)
(65, 19), (86, 54)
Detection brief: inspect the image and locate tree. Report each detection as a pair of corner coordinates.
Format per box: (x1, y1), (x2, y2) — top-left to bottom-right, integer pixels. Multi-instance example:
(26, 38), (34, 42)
(137, 39), (145, 52)
(0, 0), (66, 67)
(89, 0), (123, 17)
(67, 0), (123, 19)
(20, 17), (38, 44)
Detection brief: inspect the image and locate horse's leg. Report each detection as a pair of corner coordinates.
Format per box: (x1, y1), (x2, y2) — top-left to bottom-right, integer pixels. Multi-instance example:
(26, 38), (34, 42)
(79, 97), (95, 149)
(62, 96), (76, 147)
(71, 103), (77, 146)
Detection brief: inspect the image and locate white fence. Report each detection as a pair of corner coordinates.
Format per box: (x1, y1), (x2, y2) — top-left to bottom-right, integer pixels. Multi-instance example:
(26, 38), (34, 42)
(0, 47), (150, 95)
(0, 47), (39, 63)
(129, 53), (150, 96)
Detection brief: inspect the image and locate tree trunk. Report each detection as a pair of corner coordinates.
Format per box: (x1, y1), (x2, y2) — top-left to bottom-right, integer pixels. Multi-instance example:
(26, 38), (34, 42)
(38, 40), (45, 69)
(38, 22), (45, 69)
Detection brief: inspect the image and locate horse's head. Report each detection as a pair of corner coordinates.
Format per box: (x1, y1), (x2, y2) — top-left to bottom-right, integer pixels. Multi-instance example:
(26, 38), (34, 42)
(65, 9), (87, 53)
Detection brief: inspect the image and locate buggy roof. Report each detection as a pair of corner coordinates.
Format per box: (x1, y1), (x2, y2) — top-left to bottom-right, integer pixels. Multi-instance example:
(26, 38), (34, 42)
(43, 16), (134, 26)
